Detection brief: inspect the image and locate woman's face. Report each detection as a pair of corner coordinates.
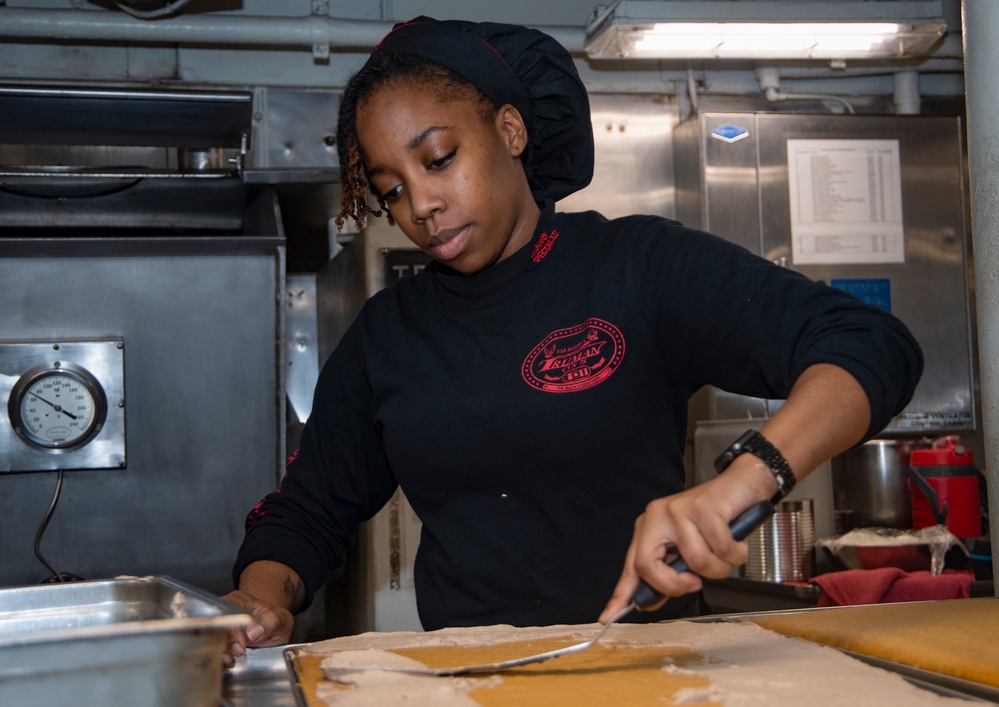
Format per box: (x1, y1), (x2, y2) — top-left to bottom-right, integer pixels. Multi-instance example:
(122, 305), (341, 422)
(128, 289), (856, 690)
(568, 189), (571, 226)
(355, 79), (540, 275)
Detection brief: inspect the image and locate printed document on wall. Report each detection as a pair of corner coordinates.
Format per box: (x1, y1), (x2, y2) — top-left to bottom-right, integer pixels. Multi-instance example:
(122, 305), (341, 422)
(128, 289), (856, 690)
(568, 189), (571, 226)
(787, 139), (905, 265)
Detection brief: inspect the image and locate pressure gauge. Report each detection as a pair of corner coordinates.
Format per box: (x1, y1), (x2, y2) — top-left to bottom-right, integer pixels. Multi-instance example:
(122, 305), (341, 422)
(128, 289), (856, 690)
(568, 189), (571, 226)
(8, 361), (108, 451)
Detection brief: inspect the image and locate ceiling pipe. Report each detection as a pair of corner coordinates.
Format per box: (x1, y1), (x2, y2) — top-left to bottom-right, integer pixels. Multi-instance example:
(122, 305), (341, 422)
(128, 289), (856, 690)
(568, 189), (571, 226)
(0, 8), (391, 59)
(893, 70), (922, 114)
(756, 67), (856, 114)
(0, 8), (586, 58)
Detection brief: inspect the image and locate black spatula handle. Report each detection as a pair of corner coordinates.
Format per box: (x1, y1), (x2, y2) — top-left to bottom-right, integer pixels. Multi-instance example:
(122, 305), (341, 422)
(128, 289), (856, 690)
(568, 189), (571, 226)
(630, 499), (776, 610)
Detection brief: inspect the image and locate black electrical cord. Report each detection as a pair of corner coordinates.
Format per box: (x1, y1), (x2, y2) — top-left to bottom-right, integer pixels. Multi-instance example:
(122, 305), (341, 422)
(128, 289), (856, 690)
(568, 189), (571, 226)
(0, 177), (144, 200)
(34, 470), (85, 584)
(113, 0), (192, 19)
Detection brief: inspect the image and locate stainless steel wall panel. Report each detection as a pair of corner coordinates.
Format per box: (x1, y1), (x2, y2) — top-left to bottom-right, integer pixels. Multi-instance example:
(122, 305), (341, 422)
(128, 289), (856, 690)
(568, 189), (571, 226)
(558, 94), (676, 220)
(753, 113), (972, 433)
(677, 111), (974, 434)
(315, 238), (366, 366)
(675, 113), (770, 420)
(672, 116), (703, 230)
(286, 274), (319, 425)
(700, 114), (763, 255)
(245, 88), (340, 184)
(0, 244), (283, 593)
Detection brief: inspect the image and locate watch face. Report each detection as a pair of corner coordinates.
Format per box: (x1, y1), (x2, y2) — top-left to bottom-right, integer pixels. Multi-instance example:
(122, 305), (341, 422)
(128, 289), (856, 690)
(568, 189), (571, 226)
(714, 429), (759, 472)
(9, 363), (108, 450)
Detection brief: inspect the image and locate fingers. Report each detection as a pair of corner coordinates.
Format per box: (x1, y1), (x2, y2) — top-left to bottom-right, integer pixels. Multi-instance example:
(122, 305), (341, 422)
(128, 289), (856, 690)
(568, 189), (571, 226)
(244, 606), (295, 647)
(222, 624), (244, 669)
(603, 485), (760, 620)
(599, 536), (641, 623)
(632, 510), (701, 592)
(630, 503), (726, 587)
(599, 512), (699, 622)
(219, 591), (295, 670)
(650, 507), (746, 579)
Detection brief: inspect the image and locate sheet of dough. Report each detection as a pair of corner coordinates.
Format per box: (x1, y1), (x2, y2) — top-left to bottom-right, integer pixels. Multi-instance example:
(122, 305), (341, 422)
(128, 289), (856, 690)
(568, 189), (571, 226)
(293, 620), (971, 706)
(751, 597), (999, 689)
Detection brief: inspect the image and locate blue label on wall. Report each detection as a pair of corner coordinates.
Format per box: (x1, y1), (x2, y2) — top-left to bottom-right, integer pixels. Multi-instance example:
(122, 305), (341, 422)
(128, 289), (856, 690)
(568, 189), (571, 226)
(831, 278), (892, 312)
(711, 124), (750, 144)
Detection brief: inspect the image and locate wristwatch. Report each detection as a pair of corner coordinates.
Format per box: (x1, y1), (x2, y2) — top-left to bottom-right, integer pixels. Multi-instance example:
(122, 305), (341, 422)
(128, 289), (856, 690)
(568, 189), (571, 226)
(714, 429), (796, 504)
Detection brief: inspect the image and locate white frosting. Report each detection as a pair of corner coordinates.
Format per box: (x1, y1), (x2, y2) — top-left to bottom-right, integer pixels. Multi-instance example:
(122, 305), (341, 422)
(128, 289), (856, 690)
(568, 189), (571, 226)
(316, 650), (481, 707)
(302, 620), (968, 706)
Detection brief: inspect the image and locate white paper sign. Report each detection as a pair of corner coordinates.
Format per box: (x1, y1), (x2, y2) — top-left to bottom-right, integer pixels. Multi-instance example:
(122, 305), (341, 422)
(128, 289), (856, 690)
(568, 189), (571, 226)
(787, 139), (905, 265)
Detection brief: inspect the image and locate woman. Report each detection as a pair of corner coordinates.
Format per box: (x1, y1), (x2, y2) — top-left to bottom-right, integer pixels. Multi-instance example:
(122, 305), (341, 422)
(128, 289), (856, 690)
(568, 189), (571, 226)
(221, 17), (921, 666)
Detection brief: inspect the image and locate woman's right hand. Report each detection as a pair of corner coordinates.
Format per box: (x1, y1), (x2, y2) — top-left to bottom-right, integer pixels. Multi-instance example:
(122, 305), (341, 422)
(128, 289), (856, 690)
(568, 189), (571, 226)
(220, 561), (304, 669)
(220, 589), (295, 669)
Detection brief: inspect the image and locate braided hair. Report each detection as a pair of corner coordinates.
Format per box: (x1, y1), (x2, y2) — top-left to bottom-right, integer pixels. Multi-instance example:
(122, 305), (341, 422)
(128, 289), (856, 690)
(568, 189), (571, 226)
(335, 53), (500, 231)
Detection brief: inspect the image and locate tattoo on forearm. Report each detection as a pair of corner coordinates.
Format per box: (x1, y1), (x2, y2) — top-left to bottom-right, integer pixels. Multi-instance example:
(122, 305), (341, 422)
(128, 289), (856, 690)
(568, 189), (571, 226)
(284, 574), (305, 611)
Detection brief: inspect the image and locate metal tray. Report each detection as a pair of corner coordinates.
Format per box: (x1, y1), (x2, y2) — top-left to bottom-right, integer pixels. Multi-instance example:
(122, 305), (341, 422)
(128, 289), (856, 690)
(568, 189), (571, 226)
(0, 575), (251, 707)
(686, 607), (999, 704)
(280, 613), (994, 706)
(283, 647), (312, 707)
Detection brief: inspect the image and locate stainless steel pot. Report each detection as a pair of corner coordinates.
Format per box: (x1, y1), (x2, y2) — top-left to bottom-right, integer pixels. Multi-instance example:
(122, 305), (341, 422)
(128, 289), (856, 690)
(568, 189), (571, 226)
(831, 438), (928, 530)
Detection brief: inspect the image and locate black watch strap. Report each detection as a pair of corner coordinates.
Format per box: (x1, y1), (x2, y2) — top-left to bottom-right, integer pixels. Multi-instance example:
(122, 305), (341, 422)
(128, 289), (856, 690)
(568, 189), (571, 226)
(713, 429), (796, 504)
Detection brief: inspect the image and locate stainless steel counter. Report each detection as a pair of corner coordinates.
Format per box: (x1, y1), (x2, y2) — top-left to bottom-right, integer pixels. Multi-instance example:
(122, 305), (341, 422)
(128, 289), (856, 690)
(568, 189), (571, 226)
(223, 645), (299, 707)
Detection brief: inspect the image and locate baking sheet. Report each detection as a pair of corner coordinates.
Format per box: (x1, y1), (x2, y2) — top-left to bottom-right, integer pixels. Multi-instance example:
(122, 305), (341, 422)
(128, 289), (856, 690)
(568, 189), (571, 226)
(284, 647), (311, 707)
(686, 607), (999, 704)
(279, 613), (993, 705)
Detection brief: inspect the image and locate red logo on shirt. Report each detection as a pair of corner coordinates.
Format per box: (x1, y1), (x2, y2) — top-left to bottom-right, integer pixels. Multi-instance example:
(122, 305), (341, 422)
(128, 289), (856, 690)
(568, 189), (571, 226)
(530, 229), (559, 262)
(522, 318), (625, 393)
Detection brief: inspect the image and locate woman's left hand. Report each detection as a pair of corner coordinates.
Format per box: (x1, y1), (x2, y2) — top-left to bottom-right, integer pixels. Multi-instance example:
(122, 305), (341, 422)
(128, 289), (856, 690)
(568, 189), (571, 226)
(598, 455), (776, 622)
(600, 364), (872, 623)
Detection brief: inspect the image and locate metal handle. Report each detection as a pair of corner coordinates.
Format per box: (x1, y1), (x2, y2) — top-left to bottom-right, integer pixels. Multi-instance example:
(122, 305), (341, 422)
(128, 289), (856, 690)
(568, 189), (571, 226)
(631, 499), (776, 610)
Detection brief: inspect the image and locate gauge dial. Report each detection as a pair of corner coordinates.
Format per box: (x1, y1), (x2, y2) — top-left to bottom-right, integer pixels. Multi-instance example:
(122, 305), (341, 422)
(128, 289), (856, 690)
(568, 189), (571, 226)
(8, 362), (108, 450)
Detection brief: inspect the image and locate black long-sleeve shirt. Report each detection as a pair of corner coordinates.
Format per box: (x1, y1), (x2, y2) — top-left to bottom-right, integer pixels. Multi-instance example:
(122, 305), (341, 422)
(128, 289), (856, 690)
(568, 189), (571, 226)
(234, 202), (922, 629)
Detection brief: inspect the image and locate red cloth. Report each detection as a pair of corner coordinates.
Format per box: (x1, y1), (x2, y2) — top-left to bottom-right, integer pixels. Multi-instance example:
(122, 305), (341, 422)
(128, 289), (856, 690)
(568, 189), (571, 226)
(812, 568), (974, 607)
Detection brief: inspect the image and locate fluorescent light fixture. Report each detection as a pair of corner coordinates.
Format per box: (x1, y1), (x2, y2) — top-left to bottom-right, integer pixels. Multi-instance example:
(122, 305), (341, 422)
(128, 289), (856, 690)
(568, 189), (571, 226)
(585, 1), (947, 60)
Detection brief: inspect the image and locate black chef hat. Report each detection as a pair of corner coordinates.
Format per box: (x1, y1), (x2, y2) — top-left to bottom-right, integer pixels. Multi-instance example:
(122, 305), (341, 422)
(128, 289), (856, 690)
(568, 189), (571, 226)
(369, 16), (594, 203)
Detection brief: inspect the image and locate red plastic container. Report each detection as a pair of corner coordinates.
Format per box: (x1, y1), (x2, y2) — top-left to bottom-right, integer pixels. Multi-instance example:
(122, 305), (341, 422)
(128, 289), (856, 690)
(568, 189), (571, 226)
(907, 438), (982, 538)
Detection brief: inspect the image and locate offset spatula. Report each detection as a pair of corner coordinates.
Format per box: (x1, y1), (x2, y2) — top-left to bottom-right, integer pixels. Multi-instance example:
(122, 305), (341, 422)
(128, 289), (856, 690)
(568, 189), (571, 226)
(321, 500), (776, 678)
